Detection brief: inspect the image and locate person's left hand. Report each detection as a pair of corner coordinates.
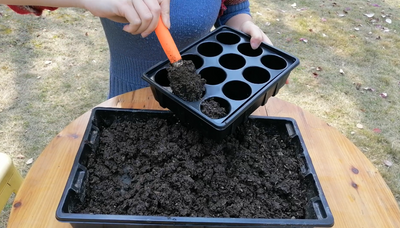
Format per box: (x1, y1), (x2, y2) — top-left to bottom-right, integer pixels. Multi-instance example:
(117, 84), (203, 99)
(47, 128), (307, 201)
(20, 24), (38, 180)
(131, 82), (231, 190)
(239, 20), (272, 48)
(225, 14), (272, 49)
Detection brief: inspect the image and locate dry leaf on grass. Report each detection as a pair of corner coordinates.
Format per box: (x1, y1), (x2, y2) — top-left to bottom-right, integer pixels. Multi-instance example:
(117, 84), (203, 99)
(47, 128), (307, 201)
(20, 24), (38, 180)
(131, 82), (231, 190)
(373, 128), (382, 133)
(299, 38), (308, 43)
(384, 160), (393, 167)
(364, 13), (375, 18)
(26, 158), (34, 165)
(363, 87), (375, 92)
(354, 82), (362, 90)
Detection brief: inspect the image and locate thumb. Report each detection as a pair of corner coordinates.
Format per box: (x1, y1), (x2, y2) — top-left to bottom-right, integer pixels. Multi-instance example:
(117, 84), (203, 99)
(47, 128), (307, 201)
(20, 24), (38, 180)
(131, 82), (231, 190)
(159, 0), (171, 29)
(250, 37), (262, 50)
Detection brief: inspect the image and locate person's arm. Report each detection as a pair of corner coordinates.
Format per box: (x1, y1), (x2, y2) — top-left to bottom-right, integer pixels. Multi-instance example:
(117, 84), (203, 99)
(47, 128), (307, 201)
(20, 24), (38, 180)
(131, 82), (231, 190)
(7, 5), (57, 16)
(1, 0), (170, 37)
(217, 0), (272, 48)
(1, 0), (79, 7)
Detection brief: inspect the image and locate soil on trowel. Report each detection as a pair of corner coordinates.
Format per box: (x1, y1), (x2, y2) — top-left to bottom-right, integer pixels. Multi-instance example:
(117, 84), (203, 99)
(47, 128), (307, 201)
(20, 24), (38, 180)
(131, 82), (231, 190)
(201, 98), (227, 119)
(167, 60), (205, 102)
(73, 117), (311, 219)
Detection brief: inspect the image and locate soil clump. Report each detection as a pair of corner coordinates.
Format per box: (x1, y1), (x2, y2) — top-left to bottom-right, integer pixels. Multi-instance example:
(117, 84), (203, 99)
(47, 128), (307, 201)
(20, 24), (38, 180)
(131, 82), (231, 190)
(201, 98), (227, 119)
(73, 116), (309, 219)
(167, 60), (205, 102)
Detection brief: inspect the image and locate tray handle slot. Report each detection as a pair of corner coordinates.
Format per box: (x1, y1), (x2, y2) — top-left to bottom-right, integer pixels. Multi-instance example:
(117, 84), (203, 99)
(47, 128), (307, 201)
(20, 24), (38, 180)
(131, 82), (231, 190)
(311, 196), (328, 219)
(285, 122), (296, 138)
(70, 164), (88, 204)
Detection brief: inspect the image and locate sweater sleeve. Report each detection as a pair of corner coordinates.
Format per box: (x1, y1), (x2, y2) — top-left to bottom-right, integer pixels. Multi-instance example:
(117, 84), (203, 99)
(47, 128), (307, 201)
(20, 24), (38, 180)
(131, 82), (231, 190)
(215, 0), (251, 27)
(7, 5), (58, 16)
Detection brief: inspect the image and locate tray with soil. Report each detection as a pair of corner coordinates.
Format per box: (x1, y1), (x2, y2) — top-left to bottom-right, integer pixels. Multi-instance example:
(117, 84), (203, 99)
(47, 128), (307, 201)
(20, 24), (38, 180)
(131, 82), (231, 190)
(56, 108), (334, 228)
(142, 26), (300, 139)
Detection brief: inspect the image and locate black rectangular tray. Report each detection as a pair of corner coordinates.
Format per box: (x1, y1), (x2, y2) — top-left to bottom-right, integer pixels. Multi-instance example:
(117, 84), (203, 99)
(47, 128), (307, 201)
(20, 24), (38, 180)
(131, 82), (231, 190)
(56, 108), (333, 228)
(142, 26), (300, 139)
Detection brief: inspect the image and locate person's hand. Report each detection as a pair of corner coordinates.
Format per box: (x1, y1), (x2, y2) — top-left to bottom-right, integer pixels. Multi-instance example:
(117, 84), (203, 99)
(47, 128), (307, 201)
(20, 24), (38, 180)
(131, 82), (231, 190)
(225, 14), (272, 49)
(81, 0), (170, 37)
(239, 20), (273, 48)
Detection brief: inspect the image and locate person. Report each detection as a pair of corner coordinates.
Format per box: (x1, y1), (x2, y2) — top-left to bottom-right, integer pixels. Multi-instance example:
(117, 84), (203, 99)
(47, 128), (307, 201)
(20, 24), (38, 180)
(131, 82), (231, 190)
(3, 0), (272, 98)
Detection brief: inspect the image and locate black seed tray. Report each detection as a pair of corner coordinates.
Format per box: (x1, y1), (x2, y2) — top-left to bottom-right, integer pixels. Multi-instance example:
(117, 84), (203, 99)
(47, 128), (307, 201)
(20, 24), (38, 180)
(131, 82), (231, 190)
(56, 108), (334, 228)
(142, 26), (300, 139)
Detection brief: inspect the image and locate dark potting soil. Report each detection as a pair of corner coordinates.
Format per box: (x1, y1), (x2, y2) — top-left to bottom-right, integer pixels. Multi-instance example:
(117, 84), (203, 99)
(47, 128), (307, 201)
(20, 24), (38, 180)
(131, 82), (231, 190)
(167, 60), (205, 102)
(73, 117), (309, 219)
(201, 98), (227, 119)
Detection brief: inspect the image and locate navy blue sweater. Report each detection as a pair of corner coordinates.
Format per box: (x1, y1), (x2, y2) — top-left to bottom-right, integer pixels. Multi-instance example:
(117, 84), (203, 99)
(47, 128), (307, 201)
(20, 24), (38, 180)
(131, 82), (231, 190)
(101, 0), (250, 98)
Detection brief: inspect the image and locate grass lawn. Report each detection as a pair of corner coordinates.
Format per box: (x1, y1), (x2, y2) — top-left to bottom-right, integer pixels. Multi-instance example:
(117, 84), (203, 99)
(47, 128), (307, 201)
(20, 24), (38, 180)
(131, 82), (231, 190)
(1, 0), (399, 227)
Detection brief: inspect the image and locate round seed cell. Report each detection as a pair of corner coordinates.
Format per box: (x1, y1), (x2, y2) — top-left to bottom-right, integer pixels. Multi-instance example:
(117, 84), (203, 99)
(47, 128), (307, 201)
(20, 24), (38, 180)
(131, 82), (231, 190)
(222, 81), (252, 100)
(243, 67), (271, 84)
(261, 55), (287, 70)
(197, 42), (223, 57)
(200, 67), (227, 85)
(238, 43), (263, 57)
(182, 54), (204, 69)
(154, 68), (170, 87)
(200, 97), (231, 119)
(216, 32), (241, 45)
(219, 54), (246, 70)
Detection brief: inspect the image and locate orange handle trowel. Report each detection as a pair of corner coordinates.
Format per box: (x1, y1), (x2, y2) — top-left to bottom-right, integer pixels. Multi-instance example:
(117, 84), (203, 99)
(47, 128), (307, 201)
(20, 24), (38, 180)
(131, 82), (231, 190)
(155, 16), (183, 67)
(154, 16), (204, 101)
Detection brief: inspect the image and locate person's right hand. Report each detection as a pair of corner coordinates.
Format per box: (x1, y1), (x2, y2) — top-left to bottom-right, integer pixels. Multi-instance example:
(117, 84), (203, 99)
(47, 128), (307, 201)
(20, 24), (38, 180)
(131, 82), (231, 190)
(81, 0), (170, 37)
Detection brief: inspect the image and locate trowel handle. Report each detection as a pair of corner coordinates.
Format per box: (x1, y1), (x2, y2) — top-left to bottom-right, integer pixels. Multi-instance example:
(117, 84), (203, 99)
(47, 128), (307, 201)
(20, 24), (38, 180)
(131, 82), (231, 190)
(155, 16), (182, 64)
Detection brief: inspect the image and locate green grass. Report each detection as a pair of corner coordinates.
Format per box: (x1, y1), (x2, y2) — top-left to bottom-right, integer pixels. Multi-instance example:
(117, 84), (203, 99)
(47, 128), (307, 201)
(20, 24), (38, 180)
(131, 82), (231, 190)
(1, 0), (400, 227)
(0, 6), (109, 227)
(251, 0), (400, 203)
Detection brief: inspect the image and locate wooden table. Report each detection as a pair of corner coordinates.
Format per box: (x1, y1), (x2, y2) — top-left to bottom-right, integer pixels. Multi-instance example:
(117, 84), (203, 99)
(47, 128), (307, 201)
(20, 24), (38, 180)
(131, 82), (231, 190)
(7, 87), (400, 227)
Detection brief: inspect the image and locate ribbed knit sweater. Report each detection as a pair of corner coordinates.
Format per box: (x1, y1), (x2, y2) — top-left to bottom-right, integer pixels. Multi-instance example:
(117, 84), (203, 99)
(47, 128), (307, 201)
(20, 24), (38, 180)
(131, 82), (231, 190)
(8, 0), (251, 98)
